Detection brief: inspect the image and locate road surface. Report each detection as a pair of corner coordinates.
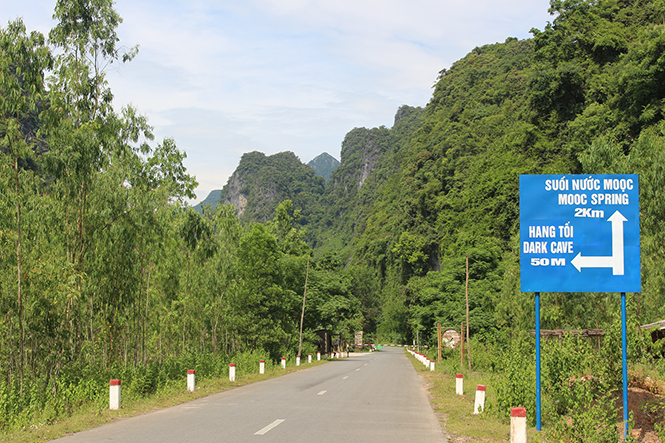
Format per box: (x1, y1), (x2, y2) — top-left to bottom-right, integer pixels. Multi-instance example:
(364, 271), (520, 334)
(52, 346), (446, 443)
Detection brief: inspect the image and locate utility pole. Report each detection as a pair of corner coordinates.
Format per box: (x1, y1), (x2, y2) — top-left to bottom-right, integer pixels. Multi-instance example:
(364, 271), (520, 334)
(437, 323), (442, 363)
(466, 254), (471, 371)
(298, 256), (310, 357)
(461, 322), (465, 368)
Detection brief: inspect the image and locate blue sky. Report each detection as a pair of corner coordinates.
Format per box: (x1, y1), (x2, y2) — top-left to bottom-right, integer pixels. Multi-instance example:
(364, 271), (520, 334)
(4, 0), (553, 204)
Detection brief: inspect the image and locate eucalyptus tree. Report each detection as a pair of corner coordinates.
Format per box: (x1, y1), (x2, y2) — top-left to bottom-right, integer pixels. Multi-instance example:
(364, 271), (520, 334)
(46, 0), (137, 264)
(197, 204), (242, 355)
(0, 18), (52, 390)
(36, 0), (136, 361)
(40, 0), (201, 365)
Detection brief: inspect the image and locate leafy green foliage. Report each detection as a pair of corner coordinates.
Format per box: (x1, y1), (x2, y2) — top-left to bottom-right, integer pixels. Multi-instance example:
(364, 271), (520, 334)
(220, 151), (324, 225)
(491, 334), (537, 426)
(5, 0), (665, 436)
(307, 152), (339, 183)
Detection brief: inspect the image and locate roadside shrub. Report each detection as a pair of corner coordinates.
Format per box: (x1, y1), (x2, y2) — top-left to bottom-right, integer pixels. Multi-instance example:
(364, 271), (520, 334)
(0, 349), (283, 431)
(600, 300), (648, 388)
(466, 338), (499, 372)
(491, 332), (537, 426)
(546, 386), (617, 443)
(541, 333), (598, 416)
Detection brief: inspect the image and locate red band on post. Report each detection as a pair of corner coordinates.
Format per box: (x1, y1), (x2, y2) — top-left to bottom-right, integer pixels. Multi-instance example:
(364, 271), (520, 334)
(477, 385), (486, 391)
(110, 379), (121, 386)
(187, 369), (195, 374)
(456, 373), (463, 378)
(229, 363), (236, 367)
(260, 360), (265, 363)
(511, 407), (527, 418)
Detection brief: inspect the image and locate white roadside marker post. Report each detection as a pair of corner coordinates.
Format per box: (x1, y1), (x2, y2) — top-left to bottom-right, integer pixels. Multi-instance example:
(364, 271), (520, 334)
(474, 385), (486, 414)
(281, 357), (286, 369)
(456, 373), (464, 395)
(187, 370), (196, 392)
(229, 363), (236, 382)
(308, 353), (312, 363)
(109, 379), (121, 410)
(317, 351), (321, 361)
(259, 360), (265, 374)
(430, 359), (435, 371)
(296, 355), (301, 366)
(510, 408), (527, 443)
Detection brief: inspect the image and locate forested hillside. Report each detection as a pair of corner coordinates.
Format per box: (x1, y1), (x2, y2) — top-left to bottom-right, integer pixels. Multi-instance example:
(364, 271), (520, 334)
(3, 0), (665, 438)
(306, 152), (339, 183)
(0, 3), (359, 431)
(193, 189), (222, 214)
(323, 0), (665, 344)
(219, 151), (325, 224)
(309, 105), (424, 260)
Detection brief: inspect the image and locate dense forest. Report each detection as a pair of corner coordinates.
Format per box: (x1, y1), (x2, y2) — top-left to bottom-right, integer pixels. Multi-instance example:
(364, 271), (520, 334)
(0, 0), (365, 429)
(347, 0), (665, 342)
(307, 152), (339, 184)
(2, 0), (665, 439)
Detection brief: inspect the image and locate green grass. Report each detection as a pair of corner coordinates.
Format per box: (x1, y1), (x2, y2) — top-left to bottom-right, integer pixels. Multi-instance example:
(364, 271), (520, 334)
(0, 359), (328, 443)
(405, 350), (543, 443)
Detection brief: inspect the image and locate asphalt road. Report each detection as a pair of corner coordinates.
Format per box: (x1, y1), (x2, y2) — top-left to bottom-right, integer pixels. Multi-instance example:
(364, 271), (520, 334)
(52, 346), (447, 443)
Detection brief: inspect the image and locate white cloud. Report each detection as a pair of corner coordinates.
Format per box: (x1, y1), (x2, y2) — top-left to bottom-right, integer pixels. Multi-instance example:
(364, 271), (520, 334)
(2, 0), (553, 202)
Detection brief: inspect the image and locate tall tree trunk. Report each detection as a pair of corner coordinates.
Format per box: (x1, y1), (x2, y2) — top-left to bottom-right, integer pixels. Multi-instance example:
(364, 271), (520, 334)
(14, 154), (24, 395)
(144, 264), (151, 364)
(212, 315), (219, 355)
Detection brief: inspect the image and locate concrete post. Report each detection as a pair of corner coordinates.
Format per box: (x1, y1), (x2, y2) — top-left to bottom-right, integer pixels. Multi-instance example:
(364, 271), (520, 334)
(317, 351), (321, 361)
(510, 408), (527, 443)
(474, 385), (486, 414)
(456, 373), (464, 395)
(187, 370), (196, 392)
(281, 357), (286, 369)
(109, 379), (121, 410)
(259, 360), (265, 374)
(229, 363), (236, 382)
(308, 354), (312, 363)
(430, 359), (435, 371)
(296, 355), (301, 366)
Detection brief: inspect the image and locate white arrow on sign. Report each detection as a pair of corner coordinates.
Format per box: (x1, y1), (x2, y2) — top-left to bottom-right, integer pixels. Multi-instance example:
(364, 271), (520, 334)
(571, 210), (627, 275)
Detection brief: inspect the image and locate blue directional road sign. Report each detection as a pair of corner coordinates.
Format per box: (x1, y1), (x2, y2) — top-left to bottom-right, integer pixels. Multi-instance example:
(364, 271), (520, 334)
(520, 174), (641, 292)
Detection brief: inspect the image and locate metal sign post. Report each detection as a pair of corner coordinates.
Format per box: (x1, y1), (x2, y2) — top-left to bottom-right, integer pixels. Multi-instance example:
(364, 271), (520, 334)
(535, 291), (541, 431)
(519, 174), (641, 433)
(621, 292), (628, 436)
